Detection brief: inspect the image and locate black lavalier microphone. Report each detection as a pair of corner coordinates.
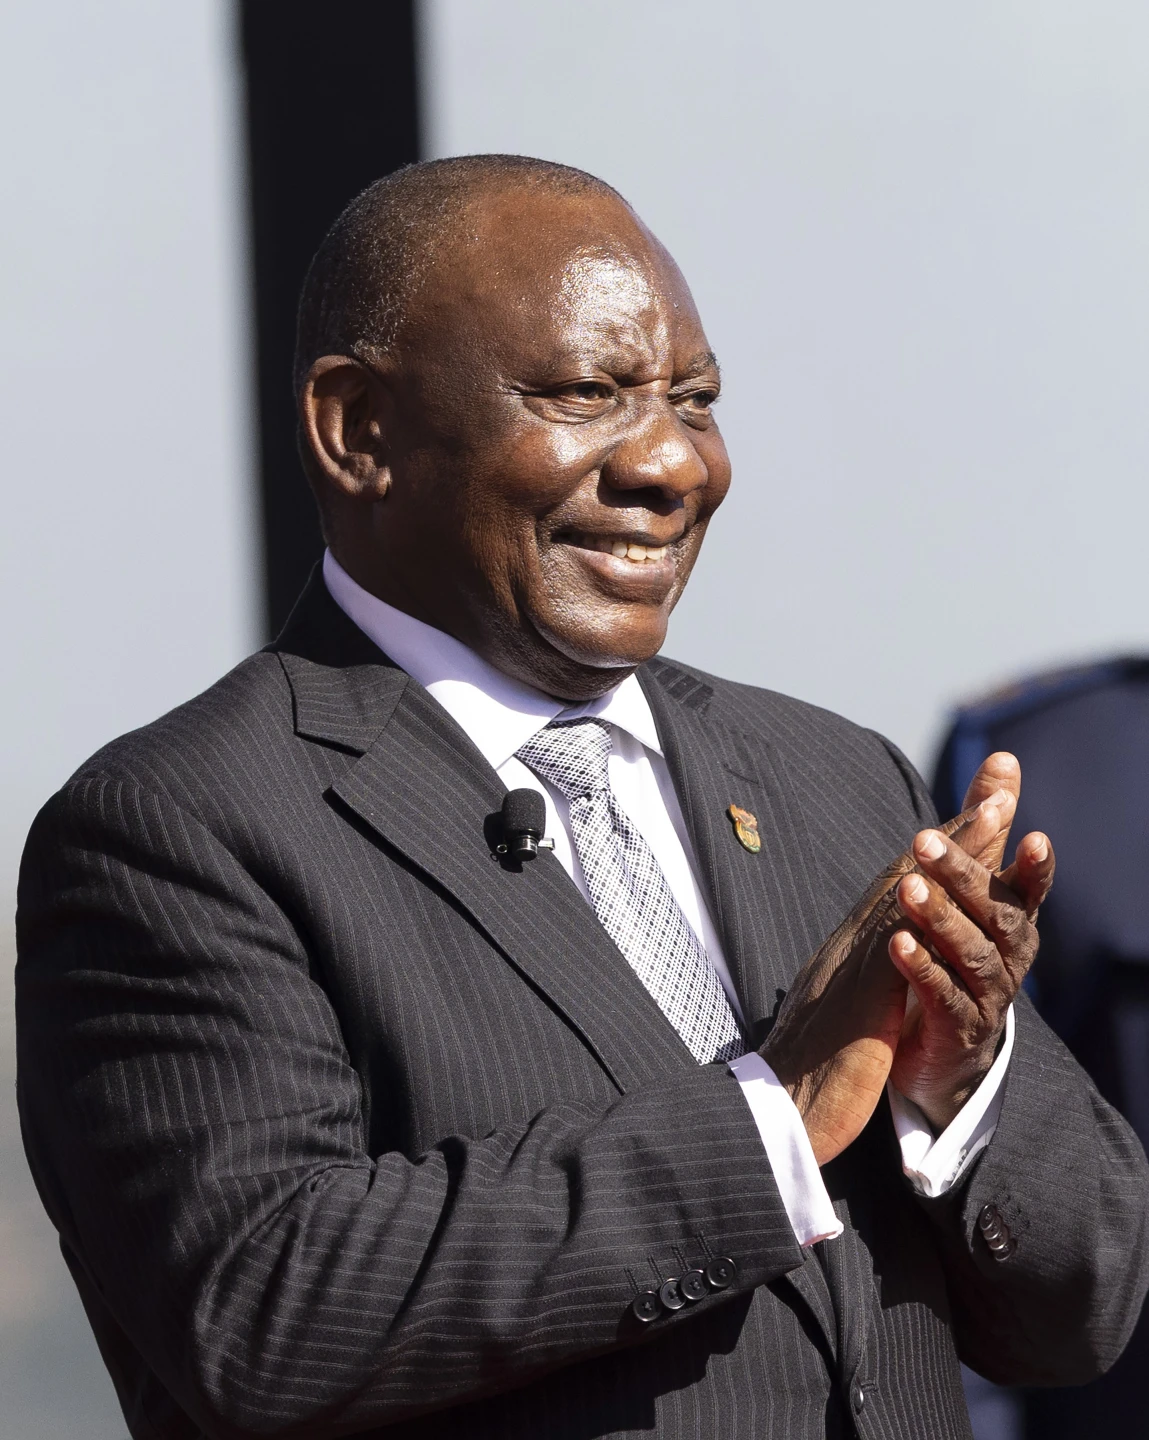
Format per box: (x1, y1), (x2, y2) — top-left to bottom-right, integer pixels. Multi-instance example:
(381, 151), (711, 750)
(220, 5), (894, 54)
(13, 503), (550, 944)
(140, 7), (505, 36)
(497, 788), (554, 862)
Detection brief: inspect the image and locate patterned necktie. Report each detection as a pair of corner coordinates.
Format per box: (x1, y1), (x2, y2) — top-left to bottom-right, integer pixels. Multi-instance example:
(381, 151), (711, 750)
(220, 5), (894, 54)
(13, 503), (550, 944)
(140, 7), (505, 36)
(516, 719), (744, 1064)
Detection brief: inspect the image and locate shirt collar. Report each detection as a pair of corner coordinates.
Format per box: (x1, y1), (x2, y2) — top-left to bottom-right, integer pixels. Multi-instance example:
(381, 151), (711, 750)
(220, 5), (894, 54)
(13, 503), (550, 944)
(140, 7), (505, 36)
(322, 550), (663, 770)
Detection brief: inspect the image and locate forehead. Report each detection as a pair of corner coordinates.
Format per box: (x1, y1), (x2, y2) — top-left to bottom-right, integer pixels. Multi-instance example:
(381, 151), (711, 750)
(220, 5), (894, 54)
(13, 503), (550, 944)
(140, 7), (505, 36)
(408, 190), (708, 372)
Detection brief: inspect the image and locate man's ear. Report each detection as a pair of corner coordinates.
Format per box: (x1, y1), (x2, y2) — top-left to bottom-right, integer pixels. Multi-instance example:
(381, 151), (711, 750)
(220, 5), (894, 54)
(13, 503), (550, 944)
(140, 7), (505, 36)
(298, 355), (393, 502)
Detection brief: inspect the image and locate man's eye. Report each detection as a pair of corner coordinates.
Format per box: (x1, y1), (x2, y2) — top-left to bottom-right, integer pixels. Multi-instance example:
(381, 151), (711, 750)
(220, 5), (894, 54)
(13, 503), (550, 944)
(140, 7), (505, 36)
(560, 382), (613, 402)
(677, 389), (719, 415)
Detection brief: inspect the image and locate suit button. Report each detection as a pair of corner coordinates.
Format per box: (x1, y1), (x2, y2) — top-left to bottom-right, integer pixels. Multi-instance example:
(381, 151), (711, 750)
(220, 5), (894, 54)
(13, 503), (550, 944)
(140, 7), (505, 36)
(679, 1269), (709, 1302)
(978, 1203), (1016, 1260)
(705, 1256), (737, 1290)
(978, 1204), (1002, 1232)
(988, 1233), (1016, 1261)
(659, 1278), (687, 1311)
(631, 1289), (662, 1323)
(850, 1378), (865, 1414)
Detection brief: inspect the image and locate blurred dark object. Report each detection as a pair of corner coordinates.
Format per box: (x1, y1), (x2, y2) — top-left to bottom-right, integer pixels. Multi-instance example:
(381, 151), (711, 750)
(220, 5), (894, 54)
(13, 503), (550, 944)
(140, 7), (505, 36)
(238, 0), (420, 638)
(961, 1367), (1024, 1440)
(934, 656), (1149, 1440)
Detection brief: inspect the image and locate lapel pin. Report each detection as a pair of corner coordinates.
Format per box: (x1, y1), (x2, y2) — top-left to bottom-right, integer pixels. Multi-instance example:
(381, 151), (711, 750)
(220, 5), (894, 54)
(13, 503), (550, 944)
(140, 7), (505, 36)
(727, 804), (761, 854)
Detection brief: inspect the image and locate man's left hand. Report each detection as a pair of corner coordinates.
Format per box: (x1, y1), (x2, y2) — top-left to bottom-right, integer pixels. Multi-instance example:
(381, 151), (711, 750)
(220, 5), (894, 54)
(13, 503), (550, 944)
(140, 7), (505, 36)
(889, 821), (1055, 1130)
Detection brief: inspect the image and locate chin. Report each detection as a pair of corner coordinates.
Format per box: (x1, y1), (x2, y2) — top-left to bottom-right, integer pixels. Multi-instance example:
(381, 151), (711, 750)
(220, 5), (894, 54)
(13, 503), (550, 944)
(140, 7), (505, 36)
(534, 606), (669, 678)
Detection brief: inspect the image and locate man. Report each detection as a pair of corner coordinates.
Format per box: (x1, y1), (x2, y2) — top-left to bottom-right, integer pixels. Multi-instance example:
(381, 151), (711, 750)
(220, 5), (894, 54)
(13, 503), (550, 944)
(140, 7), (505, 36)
(935, 657), (1149, 1439)
(16, 156), (1148, 1439)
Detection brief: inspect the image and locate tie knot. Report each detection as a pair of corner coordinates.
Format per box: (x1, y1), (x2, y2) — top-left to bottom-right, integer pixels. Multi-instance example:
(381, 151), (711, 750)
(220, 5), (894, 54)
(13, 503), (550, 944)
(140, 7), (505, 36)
(516, 719), (612, 802)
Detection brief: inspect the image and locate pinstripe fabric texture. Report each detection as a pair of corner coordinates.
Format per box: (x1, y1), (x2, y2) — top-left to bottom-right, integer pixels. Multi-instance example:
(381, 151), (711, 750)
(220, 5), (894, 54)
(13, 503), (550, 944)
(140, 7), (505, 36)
(516, 719), (744, 1064)
(15, 571), (1149, 1440)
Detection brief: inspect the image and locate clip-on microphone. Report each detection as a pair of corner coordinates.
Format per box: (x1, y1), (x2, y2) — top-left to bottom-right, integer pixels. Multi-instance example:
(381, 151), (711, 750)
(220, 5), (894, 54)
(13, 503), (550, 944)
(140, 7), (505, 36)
(497, 788), (555, 862)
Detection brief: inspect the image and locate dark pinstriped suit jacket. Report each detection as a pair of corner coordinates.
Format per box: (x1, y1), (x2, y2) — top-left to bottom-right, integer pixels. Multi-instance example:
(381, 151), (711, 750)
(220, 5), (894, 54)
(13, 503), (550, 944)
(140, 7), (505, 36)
(16, 574), (1149, 1440)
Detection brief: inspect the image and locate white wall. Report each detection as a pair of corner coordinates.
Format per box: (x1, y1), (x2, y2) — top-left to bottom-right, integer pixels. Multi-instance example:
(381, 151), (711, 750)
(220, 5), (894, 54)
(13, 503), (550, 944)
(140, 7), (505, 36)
(422, 0), (1149, 771)
(0, 0), (256, 906)
(0, 4), (254, 1435)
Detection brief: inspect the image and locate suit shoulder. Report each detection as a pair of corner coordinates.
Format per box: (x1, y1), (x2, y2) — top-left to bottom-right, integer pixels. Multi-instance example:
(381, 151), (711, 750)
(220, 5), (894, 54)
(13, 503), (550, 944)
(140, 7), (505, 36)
(646, 654), (889, 753)
(644, 657), (933, 901)
(60, 649), (294, 803)
(645, 655), (930, 820)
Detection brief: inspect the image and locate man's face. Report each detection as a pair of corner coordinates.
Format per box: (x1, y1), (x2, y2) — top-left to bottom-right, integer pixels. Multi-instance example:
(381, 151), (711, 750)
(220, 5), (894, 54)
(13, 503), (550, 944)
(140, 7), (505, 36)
(331, 192), (731, 700)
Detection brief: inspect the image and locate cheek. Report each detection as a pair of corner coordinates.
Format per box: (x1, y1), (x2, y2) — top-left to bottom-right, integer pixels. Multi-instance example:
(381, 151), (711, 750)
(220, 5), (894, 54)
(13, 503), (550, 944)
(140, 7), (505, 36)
(493, 426), (605, 511)
(695, 431), (732, 513)
(535, 425), (610, 477)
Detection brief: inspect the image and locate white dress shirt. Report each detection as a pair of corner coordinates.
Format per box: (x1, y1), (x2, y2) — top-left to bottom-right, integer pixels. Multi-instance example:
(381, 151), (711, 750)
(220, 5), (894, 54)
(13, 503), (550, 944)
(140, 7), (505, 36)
(324, 550), (1013, 1245)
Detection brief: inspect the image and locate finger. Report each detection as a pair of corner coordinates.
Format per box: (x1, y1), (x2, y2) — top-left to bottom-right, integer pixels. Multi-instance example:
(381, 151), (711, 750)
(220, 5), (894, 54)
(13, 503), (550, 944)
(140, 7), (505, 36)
(952, 752), (1022, 873)
(999, 831), (1055, 919)
(888, 929), (976, 1021)
(961, 751), (1020, 814)
(874, 793), (1011, 927)
(897, 869), (1016, 1002)
(942, 792), (1016, 870)
(856, 785), (1014, 928)
(912, 828), (1030, 947)
(909, 829), (1038, 992)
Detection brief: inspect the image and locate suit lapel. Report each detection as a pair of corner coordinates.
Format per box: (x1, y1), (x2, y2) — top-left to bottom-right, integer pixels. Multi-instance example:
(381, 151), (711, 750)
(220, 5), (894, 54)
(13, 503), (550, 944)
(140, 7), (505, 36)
(638, 659), (829, 1047)
(331, 686), (700, 1093)
(276, 575), (698, 1095)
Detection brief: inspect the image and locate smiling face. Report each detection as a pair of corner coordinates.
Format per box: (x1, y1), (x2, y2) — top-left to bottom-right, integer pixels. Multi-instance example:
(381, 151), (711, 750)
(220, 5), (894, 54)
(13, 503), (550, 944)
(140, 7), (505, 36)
(304, 188), (731, 700)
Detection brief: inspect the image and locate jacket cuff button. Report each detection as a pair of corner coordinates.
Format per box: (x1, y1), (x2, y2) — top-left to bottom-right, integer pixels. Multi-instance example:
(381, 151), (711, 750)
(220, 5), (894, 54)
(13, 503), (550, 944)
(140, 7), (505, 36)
(631, 1289), (662, 1323)
(679, 1269), (709, 1302)
(659, 1279), (687, 1311)
(705, 1256), (737, 1290)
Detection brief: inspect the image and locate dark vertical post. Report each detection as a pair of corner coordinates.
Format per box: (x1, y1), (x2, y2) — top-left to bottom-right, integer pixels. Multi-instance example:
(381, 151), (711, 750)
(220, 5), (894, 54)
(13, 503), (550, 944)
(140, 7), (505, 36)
(238, 0), (421, 637)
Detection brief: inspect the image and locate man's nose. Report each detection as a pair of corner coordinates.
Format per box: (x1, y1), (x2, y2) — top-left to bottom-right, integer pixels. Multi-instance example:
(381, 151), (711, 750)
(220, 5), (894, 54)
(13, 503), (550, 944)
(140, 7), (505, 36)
(601, 406), (709, 501)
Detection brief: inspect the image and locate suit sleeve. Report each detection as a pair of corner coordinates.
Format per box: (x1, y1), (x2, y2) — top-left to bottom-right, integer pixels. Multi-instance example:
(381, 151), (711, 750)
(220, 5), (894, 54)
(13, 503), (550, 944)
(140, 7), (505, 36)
(868, 730), (1149, 1384)
(16, 775), (803, 1439)
(919, 992), (1149, 1386)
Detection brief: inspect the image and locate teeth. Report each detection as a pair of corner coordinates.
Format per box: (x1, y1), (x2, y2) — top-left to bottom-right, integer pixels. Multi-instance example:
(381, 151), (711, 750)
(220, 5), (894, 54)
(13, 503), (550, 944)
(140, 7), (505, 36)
(577, 534), (669, 562)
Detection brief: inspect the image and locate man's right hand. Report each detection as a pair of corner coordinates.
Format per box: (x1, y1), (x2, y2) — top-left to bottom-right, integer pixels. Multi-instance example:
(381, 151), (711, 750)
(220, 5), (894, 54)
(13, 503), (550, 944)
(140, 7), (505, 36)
(759, 753), (1026, 1166)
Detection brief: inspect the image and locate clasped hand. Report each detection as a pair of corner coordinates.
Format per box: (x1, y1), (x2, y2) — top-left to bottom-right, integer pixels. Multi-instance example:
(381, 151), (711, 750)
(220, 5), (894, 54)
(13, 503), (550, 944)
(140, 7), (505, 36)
(761, 753), (1055, 1166)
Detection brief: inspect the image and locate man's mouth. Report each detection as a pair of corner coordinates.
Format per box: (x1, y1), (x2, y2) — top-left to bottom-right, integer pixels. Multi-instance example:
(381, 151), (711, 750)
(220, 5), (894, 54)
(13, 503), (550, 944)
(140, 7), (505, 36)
(562, 530), (673, 564)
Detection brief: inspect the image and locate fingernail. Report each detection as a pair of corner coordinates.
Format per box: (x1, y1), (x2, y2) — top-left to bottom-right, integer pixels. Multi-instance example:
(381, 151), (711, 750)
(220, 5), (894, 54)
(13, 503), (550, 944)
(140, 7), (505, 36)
(915, 832), (945, 862)
(988, 789), (1010, 807)
(1031, 836), (1049, 863)
(893, 930), (915, 956)
(905, 875), (929, 904)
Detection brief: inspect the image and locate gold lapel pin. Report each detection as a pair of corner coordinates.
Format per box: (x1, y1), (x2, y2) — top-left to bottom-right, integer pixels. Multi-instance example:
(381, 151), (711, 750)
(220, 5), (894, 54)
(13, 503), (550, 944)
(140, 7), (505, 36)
(727, 804), (761, 854)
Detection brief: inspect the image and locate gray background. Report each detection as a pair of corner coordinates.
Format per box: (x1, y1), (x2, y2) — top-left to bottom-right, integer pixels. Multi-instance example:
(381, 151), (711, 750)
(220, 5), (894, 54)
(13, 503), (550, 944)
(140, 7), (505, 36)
(3, 2), (1147, 1434)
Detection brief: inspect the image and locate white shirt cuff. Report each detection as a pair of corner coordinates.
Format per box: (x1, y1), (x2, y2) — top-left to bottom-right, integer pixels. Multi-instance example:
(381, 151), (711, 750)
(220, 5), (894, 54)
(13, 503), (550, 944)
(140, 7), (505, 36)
(888, 1005), (1016, 1198)
(728, 1051), (844, 1247)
